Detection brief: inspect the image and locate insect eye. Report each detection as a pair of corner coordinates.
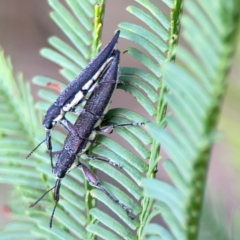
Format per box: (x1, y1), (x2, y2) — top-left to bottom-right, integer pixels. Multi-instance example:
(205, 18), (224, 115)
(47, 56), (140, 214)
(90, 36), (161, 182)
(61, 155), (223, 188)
(58, 172), (65, 178)
(53, 166), (65, 178)
(44, 121), (53, 130)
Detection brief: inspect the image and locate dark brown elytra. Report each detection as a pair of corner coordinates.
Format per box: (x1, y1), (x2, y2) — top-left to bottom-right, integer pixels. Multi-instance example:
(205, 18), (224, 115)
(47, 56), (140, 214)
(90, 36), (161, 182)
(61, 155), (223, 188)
(26, 31), (120, 169)
(30, 50), (145, 228)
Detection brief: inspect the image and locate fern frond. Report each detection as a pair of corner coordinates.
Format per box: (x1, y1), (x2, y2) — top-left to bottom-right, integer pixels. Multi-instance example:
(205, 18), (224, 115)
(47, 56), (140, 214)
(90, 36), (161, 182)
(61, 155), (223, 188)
(0, 0), (175, 238)
(2, 0), (231, 239)
(0, 0), (101, 239)
(30, 0), (178, 238)
(0, 46), (89, 239)
(144, 0), (240, 239)
(85, 0), (182, 238)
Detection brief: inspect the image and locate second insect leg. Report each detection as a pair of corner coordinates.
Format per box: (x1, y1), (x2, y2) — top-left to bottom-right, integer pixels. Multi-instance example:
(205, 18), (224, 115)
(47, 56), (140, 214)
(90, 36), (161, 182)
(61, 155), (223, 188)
(78, 162), (134, 219)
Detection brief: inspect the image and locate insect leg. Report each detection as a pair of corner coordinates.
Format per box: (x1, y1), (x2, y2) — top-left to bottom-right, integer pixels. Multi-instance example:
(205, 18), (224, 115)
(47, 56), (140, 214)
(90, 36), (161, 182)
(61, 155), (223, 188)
(60, 117), (79, 134)
(45, 130), (54, 168)
(98, 121), (146, 133)
(85, 152), (121, 168)
(26, 130), (54, 169)
(72, 108), (85, 115)
(78, 163), (134, 219)
(51, 150), (61, 158)
(50, 179), (61, 228)
(60, 117), (96, 143)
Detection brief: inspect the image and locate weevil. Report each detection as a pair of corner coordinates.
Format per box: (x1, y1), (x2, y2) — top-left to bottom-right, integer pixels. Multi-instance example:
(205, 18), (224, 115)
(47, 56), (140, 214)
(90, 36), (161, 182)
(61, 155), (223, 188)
(30, 50), (144, 228)
(27, 31), (120, 168)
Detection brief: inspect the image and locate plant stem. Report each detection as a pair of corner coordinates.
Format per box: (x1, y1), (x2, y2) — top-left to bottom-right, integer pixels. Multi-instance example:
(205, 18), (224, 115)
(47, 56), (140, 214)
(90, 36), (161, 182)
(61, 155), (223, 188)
(138, 1), (183, 238)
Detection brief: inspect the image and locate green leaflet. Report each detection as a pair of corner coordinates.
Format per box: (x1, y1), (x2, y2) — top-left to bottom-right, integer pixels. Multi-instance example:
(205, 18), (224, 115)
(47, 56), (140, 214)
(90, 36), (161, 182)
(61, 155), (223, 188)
(0, 0), (216, 239)
(142, 223), (174, 240)
(96, 135), (148, 173)
(120, 67), (161, 90)
(50, 11), (89, 58)
(90, 148), (144, 185)
(33, 76), (67, 90)
(48, 36), (87, 68)
(0, 1), (97, 239)
(127, 47), (162, 76)
(120, 28), (165, 62)
(87, 224), (121, 240)
(48, 0), (91, 45)
(118, 83), (157, 116)
(91, 189), (139, 229)
(120, 75), (158, 103)
(65, 0), (93, 31)
(89, 208), (137, 240)
(119, 23), (166, 52)
(143, 0), (240, 239)
(89, 160), (142, 200)
(40, 48), (81, 75)
(135, 0), (170, 30)
(127, 6), (169, 41)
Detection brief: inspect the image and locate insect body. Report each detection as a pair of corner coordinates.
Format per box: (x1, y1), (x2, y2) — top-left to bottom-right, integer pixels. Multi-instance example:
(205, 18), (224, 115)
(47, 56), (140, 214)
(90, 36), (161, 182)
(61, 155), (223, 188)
(27, 31), (120, 167)
(30, 50), (139, 227)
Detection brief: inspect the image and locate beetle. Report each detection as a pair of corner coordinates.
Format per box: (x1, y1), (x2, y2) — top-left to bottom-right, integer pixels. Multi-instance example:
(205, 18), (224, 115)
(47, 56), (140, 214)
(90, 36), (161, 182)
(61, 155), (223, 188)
(30, 50), (144, 227)
(27, 31), (120, 168)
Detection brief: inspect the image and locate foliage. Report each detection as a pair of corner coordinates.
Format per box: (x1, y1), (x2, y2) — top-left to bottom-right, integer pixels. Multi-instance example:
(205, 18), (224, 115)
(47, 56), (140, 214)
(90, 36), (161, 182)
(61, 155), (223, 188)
(0, 0), (239, 239)
(144, 0), (240, 239)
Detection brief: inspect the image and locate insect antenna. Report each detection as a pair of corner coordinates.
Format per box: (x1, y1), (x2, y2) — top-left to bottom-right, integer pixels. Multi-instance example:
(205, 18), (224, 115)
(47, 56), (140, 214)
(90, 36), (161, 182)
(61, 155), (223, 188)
(29, 179), (61, 228)
(29, 186), (55, 208)
(26, 138), (46, 159)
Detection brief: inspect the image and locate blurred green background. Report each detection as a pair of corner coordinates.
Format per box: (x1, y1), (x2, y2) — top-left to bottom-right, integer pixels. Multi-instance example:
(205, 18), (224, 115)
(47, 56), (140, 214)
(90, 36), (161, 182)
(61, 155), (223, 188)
(0, 1), (239, 238)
